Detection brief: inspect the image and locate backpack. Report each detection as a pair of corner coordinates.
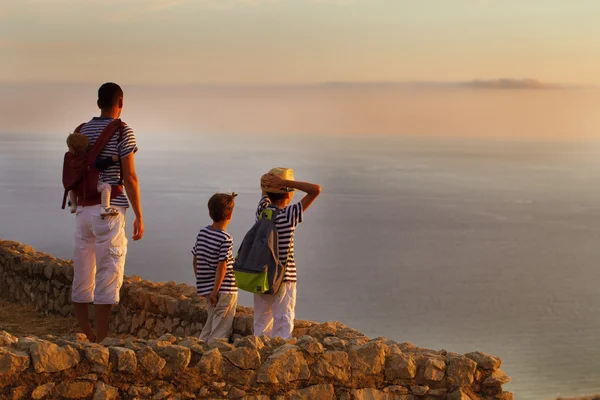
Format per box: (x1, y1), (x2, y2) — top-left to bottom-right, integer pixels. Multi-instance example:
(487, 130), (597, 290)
(61, 119), (125, 210)
(233, 207), (291, 295)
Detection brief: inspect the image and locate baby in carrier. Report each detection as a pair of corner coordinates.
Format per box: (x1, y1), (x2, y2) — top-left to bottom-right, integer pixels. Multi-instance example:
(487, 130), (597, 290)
(66, 132), (120, 217)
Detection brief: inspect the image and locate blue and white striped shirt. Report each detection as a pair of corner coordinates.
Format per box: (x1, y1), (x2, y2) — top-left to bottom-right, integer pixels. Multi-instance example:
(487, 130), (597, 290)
(79, 117), (137, 208)
(192, 227), (237, 295)
(256, 196), (303, 283)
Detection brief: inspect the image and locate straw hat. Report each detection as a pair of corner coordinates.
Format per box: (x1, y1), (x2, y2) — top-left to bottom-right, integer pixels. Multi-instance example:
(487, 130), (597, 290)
(264, 167), (296, 194)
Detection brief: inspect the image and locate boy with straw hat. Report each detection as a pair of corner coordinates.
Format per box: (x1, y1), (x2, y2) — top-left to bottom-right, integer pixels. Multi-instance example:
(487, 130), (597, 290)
(254, 168), (321, 339)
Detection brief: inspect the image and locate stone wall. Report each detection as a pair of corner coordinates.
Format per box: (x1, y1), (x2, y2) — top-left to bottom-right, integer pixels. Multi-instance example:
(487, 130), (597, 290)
(0, 239), (513, 399)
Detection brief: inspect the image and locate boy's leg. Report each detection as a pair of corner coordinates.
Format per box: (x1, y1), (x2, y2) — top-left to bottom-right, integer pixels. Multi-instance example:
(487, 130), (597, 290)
(253, 293), (275, 337)
(205, 293), (237, 343)
(271, 282), (297, 340)
(68, 190), (77, 213)
(199, 303), (215, 342)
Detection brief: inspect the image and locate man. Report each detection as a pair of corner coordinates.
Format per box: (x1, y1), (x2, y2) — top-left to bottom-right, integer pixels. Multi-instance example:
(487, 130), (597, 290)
(71, 82), (144, 343)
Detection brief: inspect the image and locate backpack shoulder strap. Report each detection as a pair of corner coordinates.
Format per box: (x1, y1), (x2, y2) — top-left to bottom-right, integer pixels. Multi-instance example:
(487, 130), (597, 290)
(259, 206), (282, 221)
(87, 119), (124, 160)
(74, 123), (86, 133)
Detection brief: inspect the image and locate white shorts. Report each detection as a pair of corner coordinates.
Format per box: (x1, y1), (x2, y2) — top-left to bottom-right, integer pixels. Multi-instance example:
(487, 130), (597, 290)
(253, 282), (297, 339)
(72, 205), (127, 305)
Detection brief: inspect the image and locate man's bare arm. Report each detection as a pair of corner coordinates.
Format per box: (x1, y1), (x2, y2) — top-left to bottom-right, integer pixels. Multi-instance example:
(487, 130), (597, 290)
(121, 153), (144, 240)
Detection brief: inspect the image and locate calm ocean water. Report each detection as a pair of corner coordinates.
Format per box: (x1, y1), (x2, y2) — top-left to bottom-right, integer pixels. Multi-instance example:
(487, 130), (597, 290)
(2, 132), (600, 399)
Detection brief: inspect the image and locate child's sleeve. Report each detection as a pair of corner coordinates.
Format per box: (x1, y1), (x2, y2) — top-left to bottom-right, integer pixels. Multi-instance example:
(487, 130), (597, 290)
(284, 202), (304, 227)
(219, 236), (233, 262)
(255, 195), (271, 221)
(117, 123), (138, 159)
(191, 234), (198, 256)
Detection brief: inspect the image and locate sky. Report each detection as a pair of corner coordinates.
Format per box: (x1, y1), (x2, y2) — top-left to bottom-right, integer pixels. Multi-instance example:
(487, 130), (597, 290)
(1, 0), (600, 85)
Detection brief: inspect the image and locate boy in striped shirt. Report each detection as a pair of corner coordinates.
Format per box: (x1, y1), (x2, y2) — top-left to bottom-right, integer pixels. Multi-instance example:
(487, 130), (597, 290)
(192, 193), (238, 342)
(254, 168), (321, 339)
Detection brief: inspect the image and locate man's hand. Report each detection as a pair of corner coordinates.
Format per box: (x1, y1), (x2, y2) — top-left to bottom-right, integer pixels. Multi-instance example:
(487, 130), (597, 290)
(209, 291), (218, 307)
(133, 217), (144, 240)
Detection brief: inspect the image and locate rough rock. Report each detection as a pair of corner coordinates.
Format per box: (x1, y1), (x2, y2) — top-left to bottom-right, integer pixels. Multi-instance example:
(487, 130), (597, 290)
(287, 383), (335, 399)
(423, 357), (446, 381)
(322, 336), (347, 351)
(85, 345), (110, 374)
(109, 346), (137, 373)
(483, 370), (511, 386)
(158, 345), (191, 373)
(384, 353), (416, 380)
(0, 348), (30, 375)
(296, 335), (324, 355)
(30, 341), (80, 373)
(198, 348), (223, 376)
(349, 341), (387, 379)
(54, 381), (95, 399)
(257, 345), (310, 384)
(0, 330), (18, 347)
(314, 351), (350, 381)
(128, 386), (153, 397)
(31, 383), (56, 399)
(223, 347), (262, 370)
(93, 382), (119, 400)
(234, 335), (265, 351)
(351, 388), (395, 400)
(465, 351), (501, 370)
(137, 346), (166, 376)
(411, 385), (429, 396)
(446, 355), (477, 387)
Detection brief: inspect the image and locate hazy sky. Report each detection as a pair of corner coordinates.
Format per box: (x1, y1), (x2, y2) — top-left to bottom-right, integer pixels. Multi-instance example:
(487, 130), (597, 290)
(2, 0), (600, 85)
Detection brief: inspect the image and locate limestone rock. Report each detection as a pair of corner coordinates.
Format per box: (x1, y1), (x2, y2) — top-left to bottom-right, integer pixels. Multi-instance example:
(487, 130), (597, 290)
(465, 351), (501, 370)
(85, 345), (110, 374)
(287, 384), (335, 400)
(411, 386), (428, 396)
(423, 358), (446, 381)
(447, 389), (471, 400)
(8, 386), (29, 400)
(198, 348), (224, 376)
(322, 336), (347, 351)
(30, 341), (80, 373)
(0, 348), (30, 375)
(128, 386), (153, 397)
(0, 330), (18, 346)
(109, 346), (137, 373)
(137, 346), (167, 376)
(429, 388), (448, 396)
(228, 387), (247, 398)
(223, 347), (262, 370)
(158, 345), (191, 373)
(384, 353), (416, 380)
(314, 351), (350, 381)
(93, 382), (119, 400)
(350, 388), (394, 400)
(257, 345), (310, 384)
(31, 383), (55, 399)
(296, 335), (324, 355)
(234, 335), (265, 351)
(382, 386), (409, 394)
(447, 356), (477, 387)
(350, 341), (387, 380)
(54, 381), (94, 399)
(483, 370), (511, 386)
(209, 338), (235, 352)
(158, 333), (177, 343)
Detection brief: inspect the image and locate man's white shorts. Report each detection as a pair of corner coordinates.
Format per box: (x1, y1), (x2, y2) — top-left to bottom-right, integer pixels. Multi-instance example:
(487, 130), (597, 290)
(72, 205), (127, 305)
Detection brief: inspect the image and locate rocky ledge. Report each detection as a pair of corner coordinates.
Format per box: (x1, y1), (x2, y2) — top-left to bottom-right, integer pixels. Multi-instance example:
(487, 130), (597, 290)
(0, 326), (511, 400)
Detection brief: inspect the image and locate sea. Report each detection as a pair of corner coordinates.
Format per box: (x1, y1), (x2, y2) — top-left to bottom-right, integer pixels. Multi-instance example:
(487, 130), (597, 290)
(2, 130), (600, 399)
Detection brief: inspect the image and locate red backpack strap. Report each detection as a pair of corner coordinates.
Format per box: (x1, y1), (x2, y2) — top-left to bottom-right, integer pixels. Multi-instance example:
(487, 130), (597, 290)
(74, 123), (86, 133)
(87, 119), (124, 160)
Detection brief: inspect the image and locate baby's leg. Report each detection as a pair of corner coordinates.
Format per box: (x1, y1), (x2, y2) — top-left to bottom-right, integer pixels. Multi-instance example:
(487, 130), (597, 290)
(68, 190), (77, 213)
(98, 183), (119, 216)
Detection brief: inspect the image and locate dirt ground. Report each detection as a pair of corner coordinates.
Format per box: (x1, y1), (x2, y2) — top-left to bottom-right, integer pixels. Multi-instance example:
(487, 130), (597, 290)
(0, 299), (78, 337)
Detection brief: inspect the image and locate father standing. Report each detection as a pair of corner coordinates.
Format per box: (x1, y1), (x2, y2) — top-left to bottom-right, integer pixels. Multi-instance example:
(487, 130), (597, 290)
(71, 82), (144, 342)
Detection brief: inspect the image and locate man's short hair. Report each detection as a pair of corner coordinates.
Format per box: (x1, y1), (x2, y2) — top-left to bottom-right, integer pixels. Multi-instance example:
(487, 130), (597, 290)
(98, 82), (123, 109)
(208, 193), (237, 222)
(266, 192), (289, 203)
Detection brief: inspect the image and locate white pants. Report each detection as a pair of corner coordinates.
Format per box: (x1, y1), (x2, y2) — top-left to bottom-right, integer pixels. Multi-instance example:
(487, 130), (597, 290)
(72, 205), (127, 304)
(199, 293), (237, 343)
(253, 282), (297, 339)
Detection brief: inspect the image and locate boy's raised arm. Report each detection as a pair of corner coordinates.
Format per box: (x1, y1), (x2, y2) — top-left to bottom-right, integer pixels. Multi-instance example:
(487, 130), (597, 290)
(263, 173), (321, 211)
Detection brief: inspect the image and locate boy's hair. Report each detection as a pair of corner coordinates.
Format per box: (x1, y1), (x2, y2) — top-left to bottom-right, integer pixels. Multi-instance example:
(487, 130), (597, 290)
(208, 193), (237, 222)
(98, 82), (123, 109)
(266, 192), (289, 203)
(66, 133), (90, 155)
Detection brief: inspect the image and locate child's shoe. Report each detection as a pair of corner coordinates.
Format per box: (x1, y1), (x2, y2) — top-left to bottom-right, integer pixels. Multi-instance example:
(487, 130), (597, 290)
(100, 207), (119, 217)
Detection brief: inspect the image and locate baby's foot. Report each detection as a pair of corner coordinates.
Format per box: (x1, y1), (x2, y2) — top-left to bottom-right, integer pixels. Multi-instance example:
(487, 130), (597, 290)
(100, 207), (119, 217)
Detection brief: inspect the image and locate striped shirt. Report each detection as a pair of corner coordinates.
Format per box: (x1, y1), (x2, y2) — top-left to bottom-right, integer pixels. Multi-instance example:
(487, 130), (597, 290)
(191, 227), (237, 296)
(79, 117), (137, 208)
(256, 196), (304, 283)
